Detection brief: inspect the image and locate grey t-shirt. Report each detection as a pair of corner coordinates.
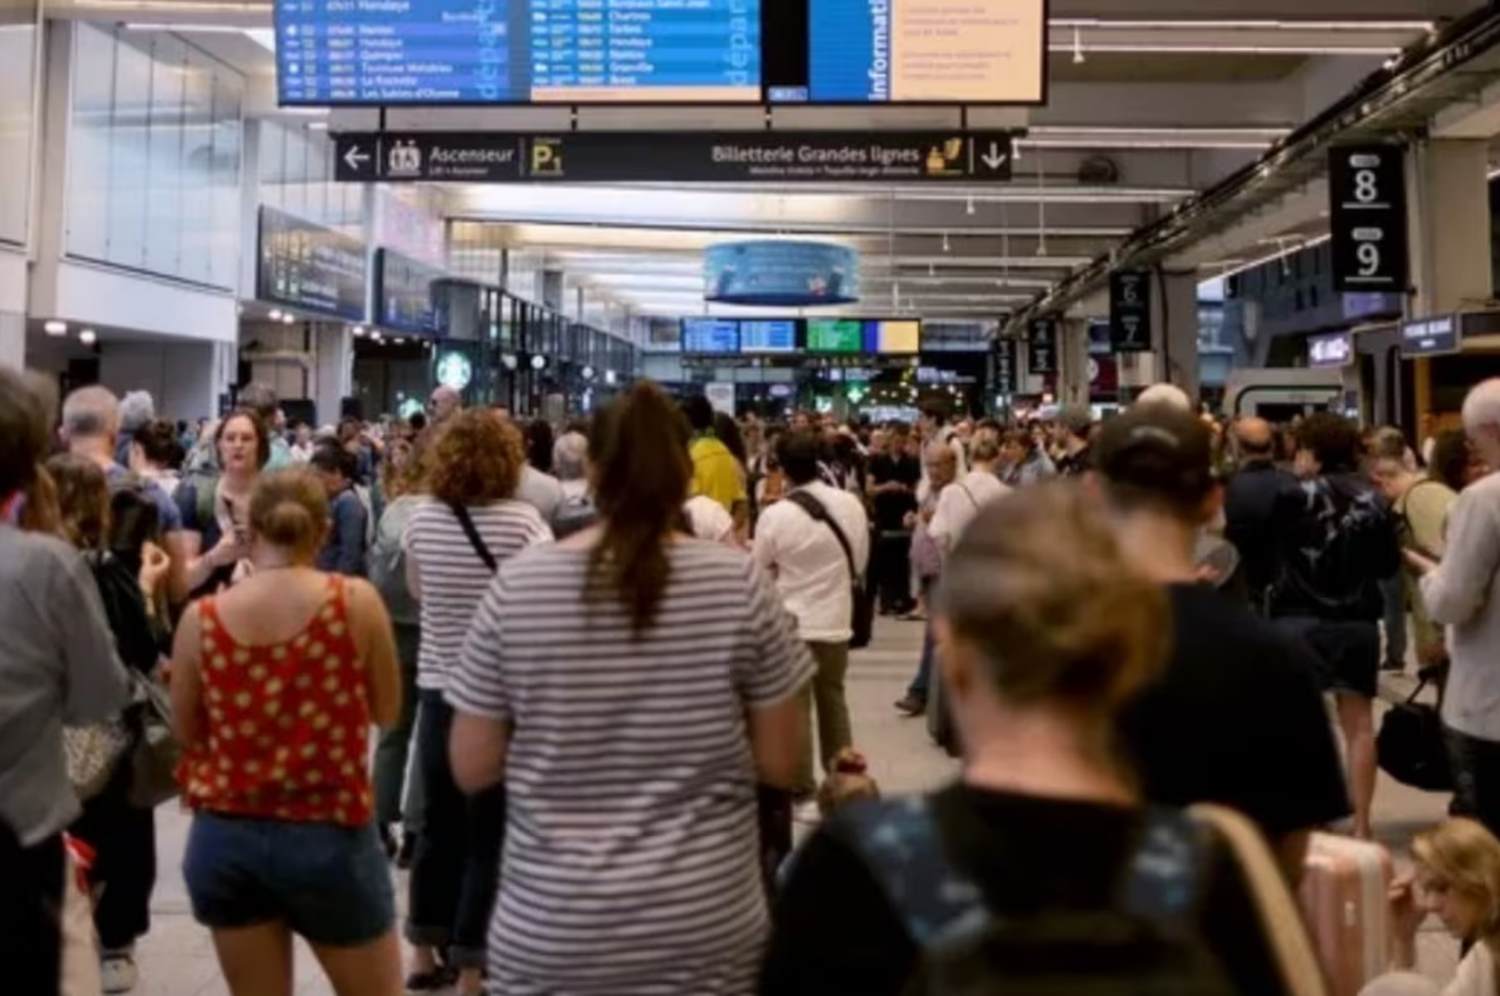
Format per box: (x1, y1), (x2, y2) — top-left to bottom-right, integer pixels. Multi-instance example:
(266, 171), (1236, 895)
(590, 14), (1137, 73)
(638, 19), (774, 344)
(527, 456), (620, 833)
(0, 527), (130, 844)
(516, 465), (563, 524)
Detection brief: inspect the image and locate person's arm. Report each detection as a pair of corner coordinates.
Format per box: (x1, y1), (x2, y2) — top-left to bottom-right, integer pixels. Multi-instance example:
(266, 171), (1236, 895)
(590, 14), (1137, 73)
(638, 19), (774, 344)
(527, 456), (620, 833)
(751, 508), (781, 576)
(1420, 491), (1500, 626)
(446, 580), (513, 793)
(739, 560), (813, 789)
(334, 494), (369, 578)
(47, 549), (130, 724)
(928, 490), (956, 553)
(403, 510), (423, 599)
(168, 605), (206, 748)
(850, 501), (871, 576)
(347, 578), (401, 728)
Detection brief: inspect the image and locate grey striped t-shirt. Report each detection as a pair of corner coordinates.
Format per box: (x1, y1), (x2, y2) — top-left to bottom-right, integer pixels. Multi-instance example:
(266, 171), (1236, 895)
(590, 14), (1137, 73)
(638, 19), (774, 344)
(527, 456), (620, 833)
(447, 540), (812, 995)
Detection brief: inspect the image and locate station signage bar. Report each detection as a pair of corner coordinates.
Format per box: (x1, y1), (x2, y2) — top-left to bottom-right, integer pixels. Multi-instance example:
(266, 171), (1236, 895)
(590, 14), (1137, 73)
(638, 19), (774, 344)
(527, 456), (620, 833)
(1307, 331), (1353, 368)
(1396, 310), (1500, 358)
(334, 131), (1015, 184)
(994, 337), (1018, 395)
(1328, 145), (1409, 293)
(1108, 270), (1152, 354)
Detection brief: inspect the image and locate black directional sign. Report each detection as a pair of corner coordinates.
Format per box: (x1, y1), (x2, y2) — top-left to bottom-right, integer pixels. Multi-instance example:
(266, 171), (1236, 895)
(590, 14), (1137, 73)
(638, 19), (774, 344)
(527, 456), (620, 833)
(1025, 317), (1058, 376)
(334, 131), (1014, 184)
(1109, 271), (1152, 354)
(994, 337), (1018, 394)
(1328, 145), (1409, 293)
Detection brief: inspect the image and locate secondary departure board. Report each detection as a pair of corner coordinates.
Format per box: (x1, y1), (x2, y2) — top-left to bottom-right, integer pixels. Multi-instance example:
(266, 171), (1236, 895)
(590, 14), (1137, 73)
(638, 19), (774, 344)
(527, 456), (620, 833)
(275, 0), (763, 105)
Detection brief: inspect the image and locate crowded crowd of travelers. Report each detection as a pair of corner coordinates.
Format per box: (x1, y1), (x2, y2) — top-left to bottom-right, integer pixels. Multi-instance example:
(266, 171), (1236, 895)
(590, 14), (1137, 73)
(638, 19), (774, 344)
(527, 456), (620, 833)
(7, 364), (1500, 995)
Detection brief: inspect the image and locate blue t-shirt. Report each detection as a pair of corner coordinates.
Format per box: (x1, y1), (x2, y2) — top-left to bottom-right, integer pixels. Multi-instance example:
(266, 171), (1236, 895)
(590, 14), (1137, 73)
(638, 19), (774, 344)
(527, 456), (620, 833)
(105, 463), (183, 533)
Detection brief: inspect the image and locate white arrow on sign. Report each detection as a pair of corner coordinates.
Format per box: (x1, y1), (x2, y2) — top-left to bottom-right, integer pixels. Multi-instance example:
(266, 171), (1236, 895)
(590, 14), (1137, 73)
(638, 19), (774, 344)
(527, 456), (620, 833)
(343, 145), (370, 172)
(980, 142), (1009, 172)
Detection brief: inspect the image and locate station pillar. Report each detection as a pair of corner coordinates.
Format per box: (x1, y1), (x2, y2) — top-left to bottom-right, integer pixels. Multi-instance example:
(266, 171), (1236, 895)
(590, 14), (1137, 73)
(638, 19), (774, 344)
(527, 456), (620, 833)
(314, 324), (354, 423)
(1058, 317), (1090, 405)
(0, 312), (22, 369)
(1406, 139), (1493, 420)
(1153, 270), (1201, 401)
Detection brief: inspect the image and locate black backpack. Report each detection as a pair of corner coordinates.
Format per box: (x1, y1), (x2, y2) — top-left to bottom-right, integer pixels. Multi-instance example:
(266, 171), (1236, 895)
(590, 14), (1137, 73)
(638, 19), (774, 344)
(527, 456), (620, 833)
(838, 798), (1238, 996)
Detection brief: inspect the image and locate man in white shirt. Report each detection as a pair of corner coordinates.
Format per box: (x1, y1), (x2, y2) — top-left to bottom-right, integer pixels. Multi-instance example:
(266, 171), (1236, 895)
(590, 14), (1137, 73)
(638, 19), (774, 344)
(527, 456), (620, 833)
(929, 434), (1010, 553)
(754, 429), (870, 800)
(916, 400), (968, 504)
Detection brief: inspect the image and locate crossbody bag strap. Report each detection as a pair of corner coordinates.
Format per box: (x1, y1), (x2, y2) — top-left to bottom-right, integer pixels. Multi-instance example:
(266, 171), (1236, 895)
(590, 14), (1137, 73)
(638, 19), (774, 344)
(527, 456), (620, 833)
(785, 490), (858, 582)
(449, 502), (498, 573)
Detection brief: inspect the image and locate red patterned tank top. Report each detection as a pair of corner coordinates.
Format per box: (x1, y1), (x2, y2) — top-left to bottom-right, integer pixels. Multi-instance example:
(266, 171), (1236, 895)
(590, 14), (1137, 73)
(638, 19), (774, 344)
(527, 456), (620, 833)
(179, 574), (374, 827)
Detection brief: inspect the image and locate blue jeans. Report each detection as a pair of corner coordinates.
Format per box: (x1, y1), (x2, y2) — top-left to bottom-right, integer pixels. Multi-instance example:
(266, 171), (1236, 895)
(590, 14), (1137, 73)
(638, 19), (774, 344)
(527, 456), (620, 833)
(907, 580), (938, 700)
(1379, 572), (1407, 667)
(183, 814), (394, 947)
(373, 626), (425, 832)
(405, 691), (506, 969)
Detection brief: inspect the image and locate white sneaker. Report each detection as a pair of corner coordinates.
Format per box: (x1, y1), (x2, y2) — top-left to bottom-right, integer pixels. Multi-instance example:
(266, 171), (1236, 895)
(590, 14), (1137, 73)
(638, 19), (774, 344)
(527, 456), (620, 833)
(101, 950), (138, 994)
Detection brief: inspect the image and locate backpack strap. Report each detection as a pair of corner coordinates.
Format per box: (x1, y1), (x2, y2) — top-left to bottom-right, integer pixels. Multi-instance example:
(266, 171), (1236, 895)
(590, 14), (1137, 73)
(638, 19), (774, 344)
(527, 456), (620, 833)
(784, 489), (862, 586)
(836, 797), (986, 947)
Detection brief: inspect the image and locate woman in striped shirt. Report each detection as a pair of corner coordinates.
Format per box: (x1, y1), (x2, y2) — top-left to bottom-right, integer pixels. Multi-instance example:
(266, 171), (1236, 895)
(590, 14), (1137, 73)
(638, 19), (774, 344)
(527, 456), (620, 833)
(402, 410), (552, 995)
(446, 382), (810, 995)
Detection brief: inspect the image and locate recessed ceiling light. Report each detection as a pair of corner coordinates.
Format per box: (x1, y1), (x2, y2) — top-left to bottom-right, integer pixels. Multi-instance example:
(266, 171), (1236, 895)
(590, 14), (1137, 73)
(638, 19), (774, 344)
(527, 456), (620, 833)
(268, 309), (282, 321)
(78, 329), (97, 345)
(281, 314), (295, 325)
(44, 320), (66, 336)
(351, 325), (365, 336)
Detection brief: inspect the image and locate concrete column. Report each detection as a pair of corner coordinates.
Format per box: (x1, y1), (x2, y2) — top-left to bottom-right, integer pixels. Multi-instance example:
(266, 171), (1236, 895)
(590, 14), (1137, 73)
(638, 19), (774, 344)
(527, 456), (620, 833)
(1406, 139), (1492, 420)
(1058, 318), (1089, 405)
(1153, 270), (1200, 400)
(313, 323), (353, 423)
(0, 312), (23, 369)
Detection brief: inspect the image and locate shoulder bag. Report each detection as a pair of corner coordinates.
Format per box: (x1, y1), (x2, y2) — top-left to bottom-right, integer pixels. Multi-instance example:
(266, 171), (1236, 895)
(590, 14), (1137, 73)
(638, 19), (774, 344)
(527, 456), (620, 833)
(451, 502), (499, 572)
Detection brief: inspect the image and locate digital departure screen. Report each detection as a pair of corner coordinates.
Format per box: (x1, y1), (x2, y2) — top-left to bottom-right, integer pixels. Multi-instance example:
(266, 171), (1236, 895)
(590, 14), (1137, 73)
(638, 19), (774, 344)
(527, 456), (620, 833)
(869, 319), (920, 354)
(275, 0), (1042, 105)
(739, 320), (798, 353)
(806, 319), (864, 353)
(681, 318), (741, 353)
(275, 0), (762, 105)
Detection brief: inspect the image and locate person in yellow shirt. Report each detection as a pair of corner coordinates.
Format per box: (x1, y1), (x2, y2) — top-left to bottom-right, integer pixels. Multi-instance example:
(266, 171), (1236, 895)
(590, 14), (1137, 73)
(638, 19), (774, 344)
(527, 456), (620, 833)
(683, 396), (747, 513)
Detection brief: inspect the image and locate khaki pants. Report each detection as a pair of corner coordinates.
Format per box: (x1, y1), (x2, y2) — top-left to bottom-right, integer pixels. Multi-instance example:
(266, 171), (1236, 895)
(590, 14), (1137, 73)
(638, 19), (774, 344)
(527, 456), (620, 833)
(795, 640), (853, 797)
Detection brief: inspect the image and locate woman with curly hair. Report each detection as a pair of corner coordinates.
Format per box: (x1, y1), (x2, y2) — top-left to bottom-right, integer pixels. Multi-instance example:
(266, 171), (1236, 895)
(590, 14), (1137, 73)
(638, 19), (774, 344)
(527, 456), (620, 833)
(401, 409), (553, 996)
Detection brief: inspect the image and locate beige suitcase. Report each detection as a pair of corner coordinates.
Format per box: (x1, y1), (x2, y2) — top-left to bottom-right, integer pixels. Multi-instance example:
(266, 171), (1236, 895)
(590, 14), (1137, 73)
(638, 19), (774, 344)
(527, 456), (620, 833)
(1299, 832), (1394, 996)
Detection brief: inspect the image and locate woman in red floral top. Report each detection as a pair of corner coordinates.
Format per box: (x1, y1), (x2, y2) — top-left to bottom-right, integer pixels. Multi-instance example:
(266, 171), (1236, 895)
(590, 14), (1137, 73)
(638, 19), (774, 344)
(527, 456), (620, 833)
(170, 469), (402, 996)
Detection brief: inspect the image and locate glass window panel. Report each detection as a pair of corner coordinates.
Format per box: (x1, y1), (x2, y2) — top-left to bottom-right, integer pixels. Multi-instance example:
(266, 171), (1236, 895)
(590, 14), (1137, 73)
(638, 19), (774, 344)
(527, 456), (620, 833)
(179, 46), (214, 285)
(66, 24), (114, 261)
(0, 24), (34, 245)
(144, 34), (185, 276)
(107, 32), (152, 270)
(207, 68), (242, 290)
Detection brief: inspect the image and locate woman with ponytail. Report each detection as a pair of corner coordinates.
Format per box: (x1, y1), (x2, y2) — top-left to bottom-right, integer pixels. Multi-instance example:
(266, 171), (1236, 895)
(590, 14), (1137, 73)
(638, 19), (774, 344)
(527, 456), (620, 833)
(446, 381), (811, 995)
(169, 469), (404, 996)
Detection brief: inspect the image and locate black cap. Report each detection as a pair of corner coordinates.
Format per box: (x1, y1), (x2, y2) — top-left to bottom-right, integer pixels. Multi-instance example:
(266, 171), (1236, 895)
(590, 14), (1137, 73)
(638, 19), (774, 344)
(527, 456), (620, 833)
(1094, 403), (1216, 507)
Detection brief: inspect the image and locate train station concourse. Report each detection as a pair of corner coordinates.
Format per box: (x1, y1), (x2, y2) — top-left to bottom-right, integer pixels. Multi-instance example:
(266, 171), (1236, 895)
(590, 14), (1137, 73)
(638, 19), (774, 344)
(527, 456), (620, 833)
(12, 0), (1500, 994)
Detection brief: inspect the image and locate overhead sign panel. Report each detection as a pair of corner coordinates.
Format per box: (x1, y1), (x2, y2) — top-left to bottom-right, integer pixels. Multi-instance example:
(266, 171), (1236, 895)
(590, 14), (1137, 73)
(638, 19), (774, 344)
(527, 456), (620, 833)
(1328, 145), (1410, 293)
(994, 337), (1018, 395)
(256, 207), (367, 322)
(275, 0), (762, 105)
(334, 131), (1014, 183)
(1308, 331), (1353, 368)
(1108, 271), (1151, 354)
(1399, 315), (1459, 357)
(1025, 317), (1057, 375)
(802, 0), (1045, 104)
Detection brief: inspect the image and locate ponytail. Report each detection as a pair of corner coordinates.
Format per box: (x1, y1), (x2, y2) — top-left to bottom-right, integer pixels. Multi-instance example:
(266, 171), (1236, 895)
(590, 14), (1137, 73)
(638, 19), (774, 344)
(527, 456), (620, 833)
(587, 382), (692, 635)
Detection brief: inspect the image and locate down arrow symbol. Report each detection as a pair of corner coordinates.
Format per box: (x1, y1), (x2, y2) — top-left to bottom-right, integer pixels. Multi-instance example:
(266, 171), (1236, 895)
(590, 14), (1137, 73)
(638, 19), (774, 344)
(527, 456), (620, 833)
(980, 142), (1009, 172)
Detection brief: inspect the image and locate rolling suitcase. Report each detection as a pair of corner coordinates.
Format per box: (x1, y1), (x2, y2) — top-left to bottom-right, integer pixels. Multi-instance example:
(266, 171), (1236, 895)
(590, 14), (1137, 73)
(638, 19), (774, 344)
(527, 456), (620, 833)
(1298, 833), (1393, 996)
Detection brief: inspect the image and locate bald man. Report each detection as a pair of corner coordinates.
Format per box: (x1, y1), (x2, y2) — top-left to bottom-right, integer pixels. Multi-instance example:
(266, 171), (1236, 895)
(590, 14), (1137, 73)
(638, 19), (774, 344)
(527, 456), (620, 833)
(427, 385), (462, 426)
(1223, 416), (1296, 613)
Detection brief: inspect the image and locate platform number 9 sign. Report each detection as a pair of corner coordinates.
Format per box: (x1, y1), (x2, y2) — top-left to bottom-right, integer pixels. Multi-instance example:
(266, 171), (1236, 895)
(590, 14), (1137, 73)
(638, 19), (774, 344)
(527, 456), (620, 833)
(1330, 145), (1406, 292)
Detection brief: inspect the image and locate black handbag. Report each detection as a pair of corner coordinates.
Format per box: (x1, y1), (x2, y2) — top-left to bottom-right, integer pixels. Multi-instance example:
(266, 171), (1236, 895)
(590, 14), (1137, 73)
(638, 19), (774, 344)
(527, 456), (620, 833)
(1377, 673), (1453, 792)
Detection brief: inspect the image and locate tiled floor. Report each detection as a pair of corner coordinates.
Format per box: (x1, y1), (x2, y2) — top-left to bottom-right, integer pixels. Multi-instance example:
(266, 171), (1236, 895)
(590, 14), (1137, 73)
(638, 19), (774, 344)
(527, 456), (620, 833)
(128, 618), (1456, 995)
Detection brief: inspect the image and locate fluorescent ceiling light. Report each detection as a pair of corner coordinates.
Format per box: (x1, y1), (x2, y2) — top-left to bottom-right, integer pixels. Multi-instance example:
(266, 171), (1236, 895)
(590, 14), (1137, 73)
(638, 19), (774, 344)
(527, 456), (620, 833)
(1208, 233), (1332, 280)
(1050, 19), (1433, 31)
(1028, 126), (1290, 137)
(122, 22), (254, 32)
(1023, 138), (1274, 150)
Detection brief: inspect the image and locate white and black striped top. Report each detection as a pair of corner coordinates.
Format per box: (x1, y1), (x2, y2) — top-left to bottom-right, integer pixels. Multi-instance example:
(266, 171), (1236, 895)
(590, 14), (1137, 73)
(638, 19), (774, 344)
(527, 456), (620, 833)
(404, 498), (552, 691)
(446, 540), (812, 995)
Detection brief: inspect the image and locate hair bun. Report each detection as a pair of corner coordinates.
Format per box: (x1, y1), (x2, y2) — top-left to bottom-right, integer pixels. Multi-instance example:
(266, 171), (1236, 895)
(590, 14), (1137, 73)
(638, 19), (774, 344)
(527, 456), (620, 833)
(832, 749), (869, 776)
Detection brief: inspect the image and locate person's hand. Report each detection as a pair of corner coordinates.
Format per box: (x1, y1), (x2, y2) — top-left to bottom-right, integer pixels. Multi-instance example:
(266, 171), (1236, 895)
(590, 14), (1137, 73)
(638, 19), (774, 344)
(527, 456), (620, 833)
(138, 541), (170, 594)
(1389, 873), (1425, 945)
(1194, 561), (1223, 585)
(1405, 548), (1438, 576)
(207, 534), (247, 569)
(902, 511), (917, 530)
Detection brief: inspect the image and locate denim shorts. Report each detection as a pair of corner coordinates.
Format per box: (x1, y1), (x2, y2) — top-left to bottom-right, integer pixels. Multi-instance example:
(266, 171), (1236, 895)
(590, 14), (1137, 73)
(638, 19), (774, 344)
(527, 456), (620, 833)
(183, 813), (395, 947)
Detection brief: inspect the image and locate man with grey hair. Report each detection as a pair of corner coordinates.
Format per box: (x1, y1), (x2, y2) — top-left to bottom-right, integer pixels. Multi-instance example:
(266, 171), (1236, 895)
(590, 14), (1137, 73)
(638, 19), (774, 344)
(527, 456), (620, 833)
(114, 390), (154, 467)
(550, 431), (595, 539)
(234, 382), (293, 470)
(1412, 378), (1500, 835)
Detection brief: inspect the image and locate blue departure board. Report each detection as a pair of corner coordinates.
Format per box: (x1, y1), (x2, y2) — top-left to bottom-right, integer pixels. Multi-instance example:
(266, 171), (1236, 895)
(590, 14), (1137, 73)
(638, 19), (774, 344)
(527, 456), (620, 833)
(681, 318), (740, 353)
(739, 320), (797, 353)
(275, 0), (762, 105)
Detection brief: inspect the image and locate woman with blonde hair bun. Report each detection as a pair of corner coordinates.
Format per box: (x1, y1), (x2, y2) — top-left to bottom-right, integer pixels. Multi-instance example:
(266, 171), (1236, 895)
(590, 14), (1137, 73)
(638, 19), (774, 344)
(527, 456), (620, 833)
(765, 479), (1298, 996)
(170, 468), (403, 996)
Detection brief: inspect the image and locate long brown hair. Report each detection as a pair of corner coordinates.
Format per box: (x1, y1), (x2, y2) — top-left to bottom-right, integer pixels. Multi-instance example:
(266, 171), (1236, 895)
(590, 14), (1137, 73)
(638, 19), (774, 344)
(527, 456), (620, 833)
(587, 382), (691, 635)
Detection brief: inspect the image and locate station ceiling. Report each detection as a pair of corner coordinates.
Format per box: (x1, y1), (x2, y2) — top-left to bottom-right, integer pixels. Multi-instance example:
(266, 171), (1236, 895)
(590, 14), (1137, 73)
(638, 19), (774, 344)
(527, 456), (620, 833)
(79, 0), (1497, 322)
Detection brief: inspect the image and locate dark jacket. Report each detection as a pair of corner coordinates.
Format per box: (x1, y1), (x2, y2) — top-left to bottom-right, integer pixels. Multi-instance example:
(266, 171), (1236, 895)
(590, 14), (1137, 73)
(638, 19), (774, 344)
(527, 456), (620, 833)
(1271, 472), (1401, 622)
(1223, 461), (1296, 601)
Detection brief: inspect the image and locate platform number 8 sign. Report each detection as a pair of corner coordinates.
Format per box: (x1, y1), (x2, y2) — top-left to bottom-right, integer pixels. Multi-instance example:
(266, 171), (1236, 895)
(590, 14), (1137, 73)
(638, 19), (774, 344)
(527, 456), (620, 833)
(1329, 145), (1408, 293)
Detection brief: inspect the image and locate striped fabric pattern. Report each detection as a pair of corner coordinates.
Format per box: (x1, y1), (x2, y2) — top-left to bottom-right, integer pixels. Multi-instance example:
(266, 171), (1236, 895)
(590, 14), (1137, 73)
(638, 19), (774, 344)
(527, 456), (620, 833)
(446, 540), (813, 995)
(404, 499), (552, 691)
